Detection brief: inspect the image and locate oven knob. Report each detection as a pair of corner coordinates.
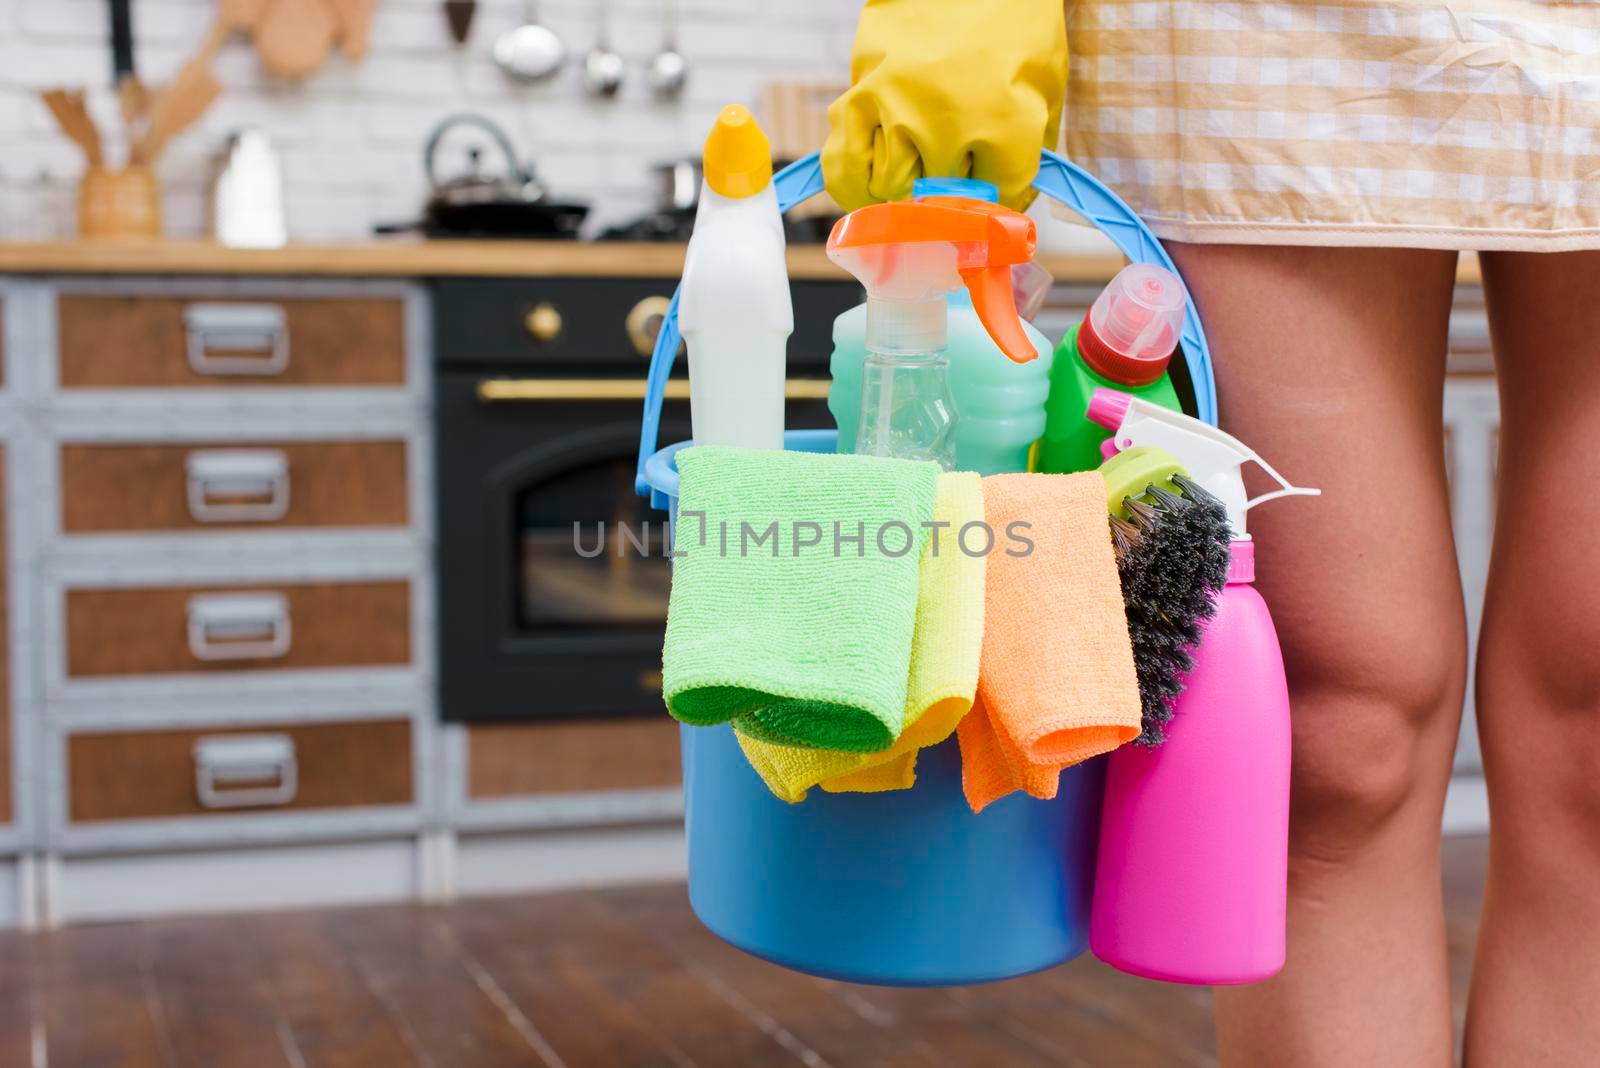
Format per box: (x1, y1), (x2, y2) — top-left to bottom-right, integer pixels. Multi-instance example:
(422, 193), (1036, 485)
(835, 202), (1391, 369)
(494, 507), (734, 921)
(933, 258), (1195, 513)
(524, 302), (563, 344)
(626, 296), (672, 358)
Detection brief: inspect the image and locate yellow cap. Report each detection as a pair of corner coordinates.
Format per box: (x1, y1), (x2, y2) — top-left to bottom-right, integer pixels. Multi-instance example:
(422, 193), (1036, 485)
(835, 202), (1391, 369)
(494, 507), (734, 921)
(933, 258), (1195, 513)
(703, 105), (773, 199)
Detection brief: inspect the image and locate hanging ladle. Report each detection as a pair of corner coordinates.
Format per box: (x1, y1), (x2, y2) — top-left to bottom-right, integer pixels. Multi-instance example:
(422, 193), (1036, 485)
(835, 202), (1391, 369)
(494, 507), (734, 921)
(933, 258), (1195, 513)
(582, 0), (625, 99)
(494, 0), (565, 83)
(647, 0), (688, 100)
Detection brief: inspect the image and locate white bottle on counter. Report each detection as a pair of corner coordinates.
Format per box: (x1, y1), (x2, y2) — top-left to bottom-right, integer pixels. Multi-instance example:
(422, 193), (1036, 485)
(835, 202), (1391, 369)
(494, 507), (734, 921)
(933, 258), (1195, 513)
(678, 104), (792, 451)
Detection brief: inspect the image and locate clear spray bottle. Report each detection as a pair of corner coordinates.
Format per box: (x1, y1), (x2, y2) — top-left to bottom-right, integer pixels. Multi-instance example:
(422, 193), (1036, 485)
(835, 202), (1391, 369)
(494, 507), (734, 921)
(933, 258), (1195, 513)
(824, 197), (1038, 468)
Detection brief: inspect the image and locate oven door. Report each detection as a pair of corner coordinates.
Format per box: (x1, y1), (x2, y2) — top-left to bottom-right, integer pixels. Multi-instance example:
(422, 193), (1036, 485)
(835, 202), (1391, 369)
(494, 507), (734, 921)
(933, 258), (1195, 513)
(436, 372), (833, 722)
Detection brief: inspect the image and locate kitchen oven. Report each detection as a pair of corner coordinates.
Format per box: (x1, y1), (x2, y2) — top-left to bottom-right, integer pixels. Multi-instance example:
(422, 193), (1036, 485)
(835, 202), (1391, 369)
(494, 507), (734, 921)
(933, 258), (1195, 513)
(434, 275), (858, 722)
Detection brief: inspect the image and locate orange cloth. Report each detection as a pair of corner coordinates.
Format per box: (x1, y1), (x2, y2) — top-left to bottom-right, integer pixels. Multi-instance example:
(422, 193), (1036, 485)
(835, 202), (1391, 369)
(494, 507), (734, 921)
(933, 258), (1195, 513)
(958, 472), (1140, 813)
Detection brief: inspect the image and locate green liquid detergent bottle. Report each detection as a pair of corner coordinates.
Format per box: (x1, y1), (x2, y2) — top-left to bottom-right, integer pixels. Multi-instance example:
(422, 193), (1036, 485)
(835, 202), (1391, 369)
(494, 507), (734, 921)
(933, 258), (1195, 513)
(1035, 263), (1186, 474)
(828, 179), (1054, 474)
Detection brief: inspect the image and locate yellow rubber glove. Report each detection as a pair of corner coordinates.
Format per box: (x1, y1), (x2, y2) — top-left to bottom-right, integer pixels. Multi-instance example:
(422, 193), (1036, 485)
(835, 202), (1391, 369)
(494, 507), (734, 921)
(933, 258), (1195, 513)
(824, 0), (1067, 212)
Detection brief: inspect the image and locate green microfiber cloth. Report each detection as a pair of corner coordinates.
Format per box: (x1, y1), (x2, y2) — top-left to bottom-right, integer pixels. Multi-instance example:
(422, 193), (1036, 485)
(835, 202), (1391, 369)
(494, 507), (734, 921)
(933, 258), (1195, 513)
(663, 445), (940, 753)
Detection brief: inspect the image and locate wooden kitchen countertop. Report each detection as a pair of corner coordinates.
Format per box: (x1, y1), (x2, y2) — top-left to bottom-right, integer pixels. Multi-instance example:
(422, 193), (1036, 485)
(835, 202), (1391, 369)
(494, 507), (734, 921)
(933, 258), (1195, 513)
(0, 238), (1485, 284)
(0, 238), (1137, 283)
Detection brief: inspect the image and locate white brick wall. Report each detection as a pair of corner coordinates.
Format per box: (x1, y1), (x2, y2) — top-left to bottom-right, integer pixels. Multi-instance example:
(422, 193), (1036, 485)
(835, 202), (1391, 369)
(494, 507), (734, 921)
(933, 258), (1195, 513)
(0, 0), (860, 239)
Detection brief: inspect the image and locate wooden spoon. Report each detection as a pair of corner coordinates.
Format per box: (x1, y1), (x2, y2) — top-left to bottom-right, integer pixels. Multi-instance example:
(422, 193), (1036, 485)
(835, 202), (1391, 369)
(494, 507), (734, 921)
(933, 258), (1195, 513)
(132, 66), (222, 165)
(254, 0), (338, 79)
(129, 0), (256, 165)
(41, 88), (104, 166)
(327, 0), (377, 61)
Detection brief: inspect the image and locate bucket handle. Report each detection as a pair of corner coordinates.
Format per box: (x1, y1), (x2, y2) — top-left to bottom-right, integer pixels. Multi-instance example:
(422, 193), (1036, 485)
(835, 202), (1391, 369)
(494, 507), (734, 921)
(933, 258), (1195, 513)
(635, 149), (1216, 496)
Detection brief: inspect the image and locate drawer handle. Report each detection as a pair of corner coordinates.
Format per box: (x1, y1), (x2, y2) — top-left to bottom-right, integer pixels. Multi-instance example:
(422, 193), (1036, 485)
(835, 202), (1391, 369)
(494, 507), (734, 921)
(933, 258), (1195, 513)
(183, 303), (290, 376)
(193, 733), (298, 809)
(475, 378), (832, 402)
(185, 449), (291, 523)
(186, 592), (292, 661)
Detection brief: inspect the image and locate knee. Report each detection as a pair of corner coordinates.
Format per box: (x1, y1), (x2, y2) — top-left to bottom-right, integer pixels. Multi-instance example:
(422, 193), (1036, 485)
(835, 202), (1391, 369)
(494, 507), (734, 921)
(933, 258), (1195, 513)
(1283, 618), (1467, 863)
(1478, 600), (1600, 843)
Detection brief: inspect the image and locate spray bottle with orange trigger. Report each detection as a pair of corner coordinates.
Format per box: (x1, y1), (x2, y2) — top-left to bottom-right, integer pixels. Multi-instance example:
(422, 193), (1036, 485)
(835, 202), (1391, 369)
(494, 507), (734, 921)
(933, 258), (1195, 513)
(824, 197), (1038, 468)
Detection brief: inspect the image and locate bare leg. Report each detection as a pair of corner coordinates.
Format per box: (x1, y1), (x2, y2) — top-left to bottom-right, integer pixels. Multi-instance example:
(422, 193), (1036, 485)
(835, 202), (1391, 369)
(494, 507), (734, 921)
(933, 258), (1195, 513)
(1168, 243), (1466, 1067)
(1467, 250), (1600, 1064)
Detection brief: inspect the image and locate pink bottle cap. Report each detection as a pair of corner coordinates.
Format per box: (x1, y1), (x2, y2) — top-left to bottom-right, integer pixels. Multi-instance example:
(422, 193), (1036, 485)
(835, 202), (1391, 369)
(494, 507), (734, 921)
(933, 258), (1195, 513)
(1086, 387), (1135, 431)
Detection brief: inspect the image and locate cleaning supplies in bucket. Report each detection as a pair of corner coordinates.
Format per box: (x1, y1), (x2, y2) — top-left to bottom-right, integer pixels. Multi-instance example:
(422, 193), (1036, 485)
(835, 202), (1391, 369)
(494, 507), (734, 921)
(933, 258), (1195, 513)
(736, 471), (986, 801)
(1036, 264), (1187, 474)
(956, 471), (1142, 813)
(679, 105), (791, 450)
(825, 196), (1037, 468)
(828, 178), (1054, 475)
(662, 446), (938, 753)
(639, 147), (1224, 988)
(1086, 390), (1318, 985)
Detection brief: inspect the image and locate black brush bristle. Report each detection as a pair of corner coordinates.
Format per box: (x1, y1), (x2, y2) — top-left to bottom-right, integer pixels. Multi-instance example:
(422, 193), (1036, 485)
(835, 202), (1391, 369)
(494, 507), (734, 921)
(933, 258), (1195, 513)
(1109, 514), (1141, 562)
(1110, 475), (1234, 746)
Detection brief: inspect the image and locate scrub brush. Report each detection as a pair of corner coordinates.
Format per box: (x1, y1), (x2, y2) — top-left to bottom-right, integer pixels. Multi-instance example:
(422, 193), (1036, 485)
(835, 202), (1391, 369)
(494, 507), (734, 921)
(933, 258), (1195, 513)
(1101, 447), (1232, 745)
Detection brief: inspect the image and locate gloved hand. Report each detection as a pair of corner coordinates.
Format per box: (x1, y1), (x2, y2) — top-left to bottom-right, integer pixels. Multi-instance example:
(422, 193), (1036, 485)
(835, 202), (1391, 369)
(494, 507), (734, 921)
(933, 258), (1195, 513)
(823, 0), (1067, 212)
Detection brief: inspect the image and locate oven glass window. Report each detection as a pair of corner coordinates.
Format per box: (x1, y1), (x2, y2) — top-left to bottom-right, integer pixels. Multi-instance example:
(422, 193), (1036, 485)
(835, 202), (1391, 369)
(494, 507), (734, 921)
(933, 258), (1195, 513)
(517, 454), (671, 628)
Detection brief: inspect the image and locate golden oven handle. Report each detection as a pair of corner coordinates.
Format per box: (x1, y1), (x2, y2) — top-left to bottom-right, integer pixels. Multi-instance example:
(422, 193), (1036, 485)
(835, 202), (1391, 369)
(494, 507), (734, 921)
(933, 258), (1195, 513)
(476, 378), (832, 402)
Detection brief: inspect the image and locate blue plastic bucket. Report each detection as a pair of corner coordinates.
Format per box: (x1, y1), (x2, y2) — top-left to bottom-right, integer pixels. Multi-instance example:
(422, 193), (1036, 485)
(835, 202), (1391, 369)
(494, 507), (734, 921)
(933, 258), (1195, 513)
(644, 429), (1105, 985)
(637, 152), (1218, 986)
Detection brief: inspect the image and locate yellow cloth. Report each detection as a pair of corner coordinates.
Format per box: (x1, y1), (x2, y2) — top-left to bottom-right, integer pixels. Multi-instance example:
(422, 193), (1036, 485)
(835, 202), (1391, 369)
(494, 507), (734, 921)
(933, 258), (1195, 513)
(822, 0), (1067, 211)
(737, 472), (986, 802)
(956, 472), (1141, 813)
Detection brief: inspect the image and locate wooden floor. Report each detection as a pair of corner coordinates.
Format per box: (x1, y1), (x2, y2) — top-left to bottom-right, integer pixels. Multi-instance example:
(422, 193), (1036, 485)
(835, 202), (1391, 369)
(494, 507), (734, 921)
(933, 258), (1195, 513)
(0, 836), (1489, 1068)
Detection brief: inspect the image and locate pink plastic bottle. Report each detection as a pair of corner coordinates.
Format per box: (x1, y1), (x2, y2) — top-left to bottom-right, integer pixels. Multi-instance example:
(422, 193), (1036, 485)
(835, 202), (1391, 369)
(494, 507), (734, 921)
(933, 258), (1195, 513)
(1084, 390), (1318, 985)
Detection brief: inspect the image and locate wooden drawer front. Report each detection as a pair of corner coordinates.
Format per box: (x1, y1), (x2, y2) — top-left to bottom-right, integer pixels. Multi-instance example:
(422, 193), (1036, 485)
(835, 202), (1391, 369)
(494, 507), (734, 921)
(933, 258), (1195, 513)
(65, 581), (411, 679)
(61, 441), (409, 532)
(68, 719), (414, 822)
(468, 719), (681, 798)
(57, 295), (406, 388)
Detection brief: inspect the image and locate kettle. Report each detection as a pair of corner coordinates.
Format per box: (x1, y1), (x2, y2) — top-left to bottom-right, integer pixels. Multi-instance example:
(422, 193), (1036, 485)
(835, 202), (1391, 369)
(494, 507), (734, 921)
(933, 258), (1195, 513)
(380, 113), (589, 239)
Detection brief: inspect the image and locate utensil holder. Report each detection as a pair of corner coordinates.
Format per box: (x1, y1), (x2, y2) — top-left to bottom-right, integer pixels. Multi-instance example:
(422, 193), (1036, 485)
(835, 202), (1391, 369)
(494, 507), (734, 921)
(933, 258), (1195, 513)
(79, 165), (162, 239)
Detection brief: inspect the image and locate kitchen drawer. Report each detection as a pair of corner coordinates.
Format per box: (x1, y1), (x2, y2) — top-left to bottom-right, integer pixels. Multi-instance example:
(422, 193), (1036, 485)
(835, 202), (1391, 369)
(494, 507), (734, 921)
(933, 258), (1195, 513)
(467, 719), (681, 798)
(56, 294), (406, 388)
(60, 440), (409, 533)
(67, 718), (413, 822)
(64, 580), (411, 679)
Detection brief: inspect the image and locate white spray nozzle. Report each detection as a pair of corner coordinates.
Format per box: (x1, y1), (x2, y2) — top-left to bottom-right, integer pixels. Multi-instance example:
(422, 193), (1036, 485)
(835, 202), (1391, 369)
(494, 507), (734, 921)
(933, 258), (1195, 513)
(1087, 389), (1319, 539)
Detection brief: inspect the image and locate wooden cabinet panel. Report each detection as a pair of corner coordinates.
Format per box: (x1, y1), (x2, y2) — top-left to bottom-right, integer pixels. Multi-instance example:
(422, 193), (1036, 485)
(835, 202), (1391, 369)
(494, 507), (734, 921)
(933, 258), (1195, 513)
(468, 719), (681, 798)
(60, 441), (409, 532)
(57, 295), (406, 388)
(65, 581), (411, 678)
(68, 719), (413, 822)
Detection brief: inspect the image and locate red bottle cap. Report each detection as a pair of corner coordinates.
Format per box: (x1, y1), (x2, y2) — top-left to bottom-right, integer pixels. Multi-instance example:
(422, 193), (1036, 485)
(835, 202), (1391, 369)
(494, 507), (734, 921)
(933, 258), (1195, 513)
(1078, 263), (1186, 386)
(1078, 313), (1174, 387)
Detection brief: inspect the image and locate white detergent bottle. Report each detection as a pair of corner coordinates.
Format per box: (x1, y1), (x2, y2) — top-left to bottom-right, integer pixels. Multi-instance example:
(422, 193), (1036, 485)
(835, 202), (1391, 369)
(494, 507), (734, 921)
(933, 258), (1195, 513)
(678, 105), (792, 450)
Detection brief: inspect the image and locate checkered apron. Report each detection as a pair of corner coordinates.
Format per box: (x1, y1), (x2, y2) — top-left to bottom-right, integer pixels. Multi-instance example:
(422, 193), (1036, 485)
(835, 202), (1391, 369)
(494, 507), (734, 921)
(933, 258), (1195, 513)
(1065, 0), (1600, 249)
